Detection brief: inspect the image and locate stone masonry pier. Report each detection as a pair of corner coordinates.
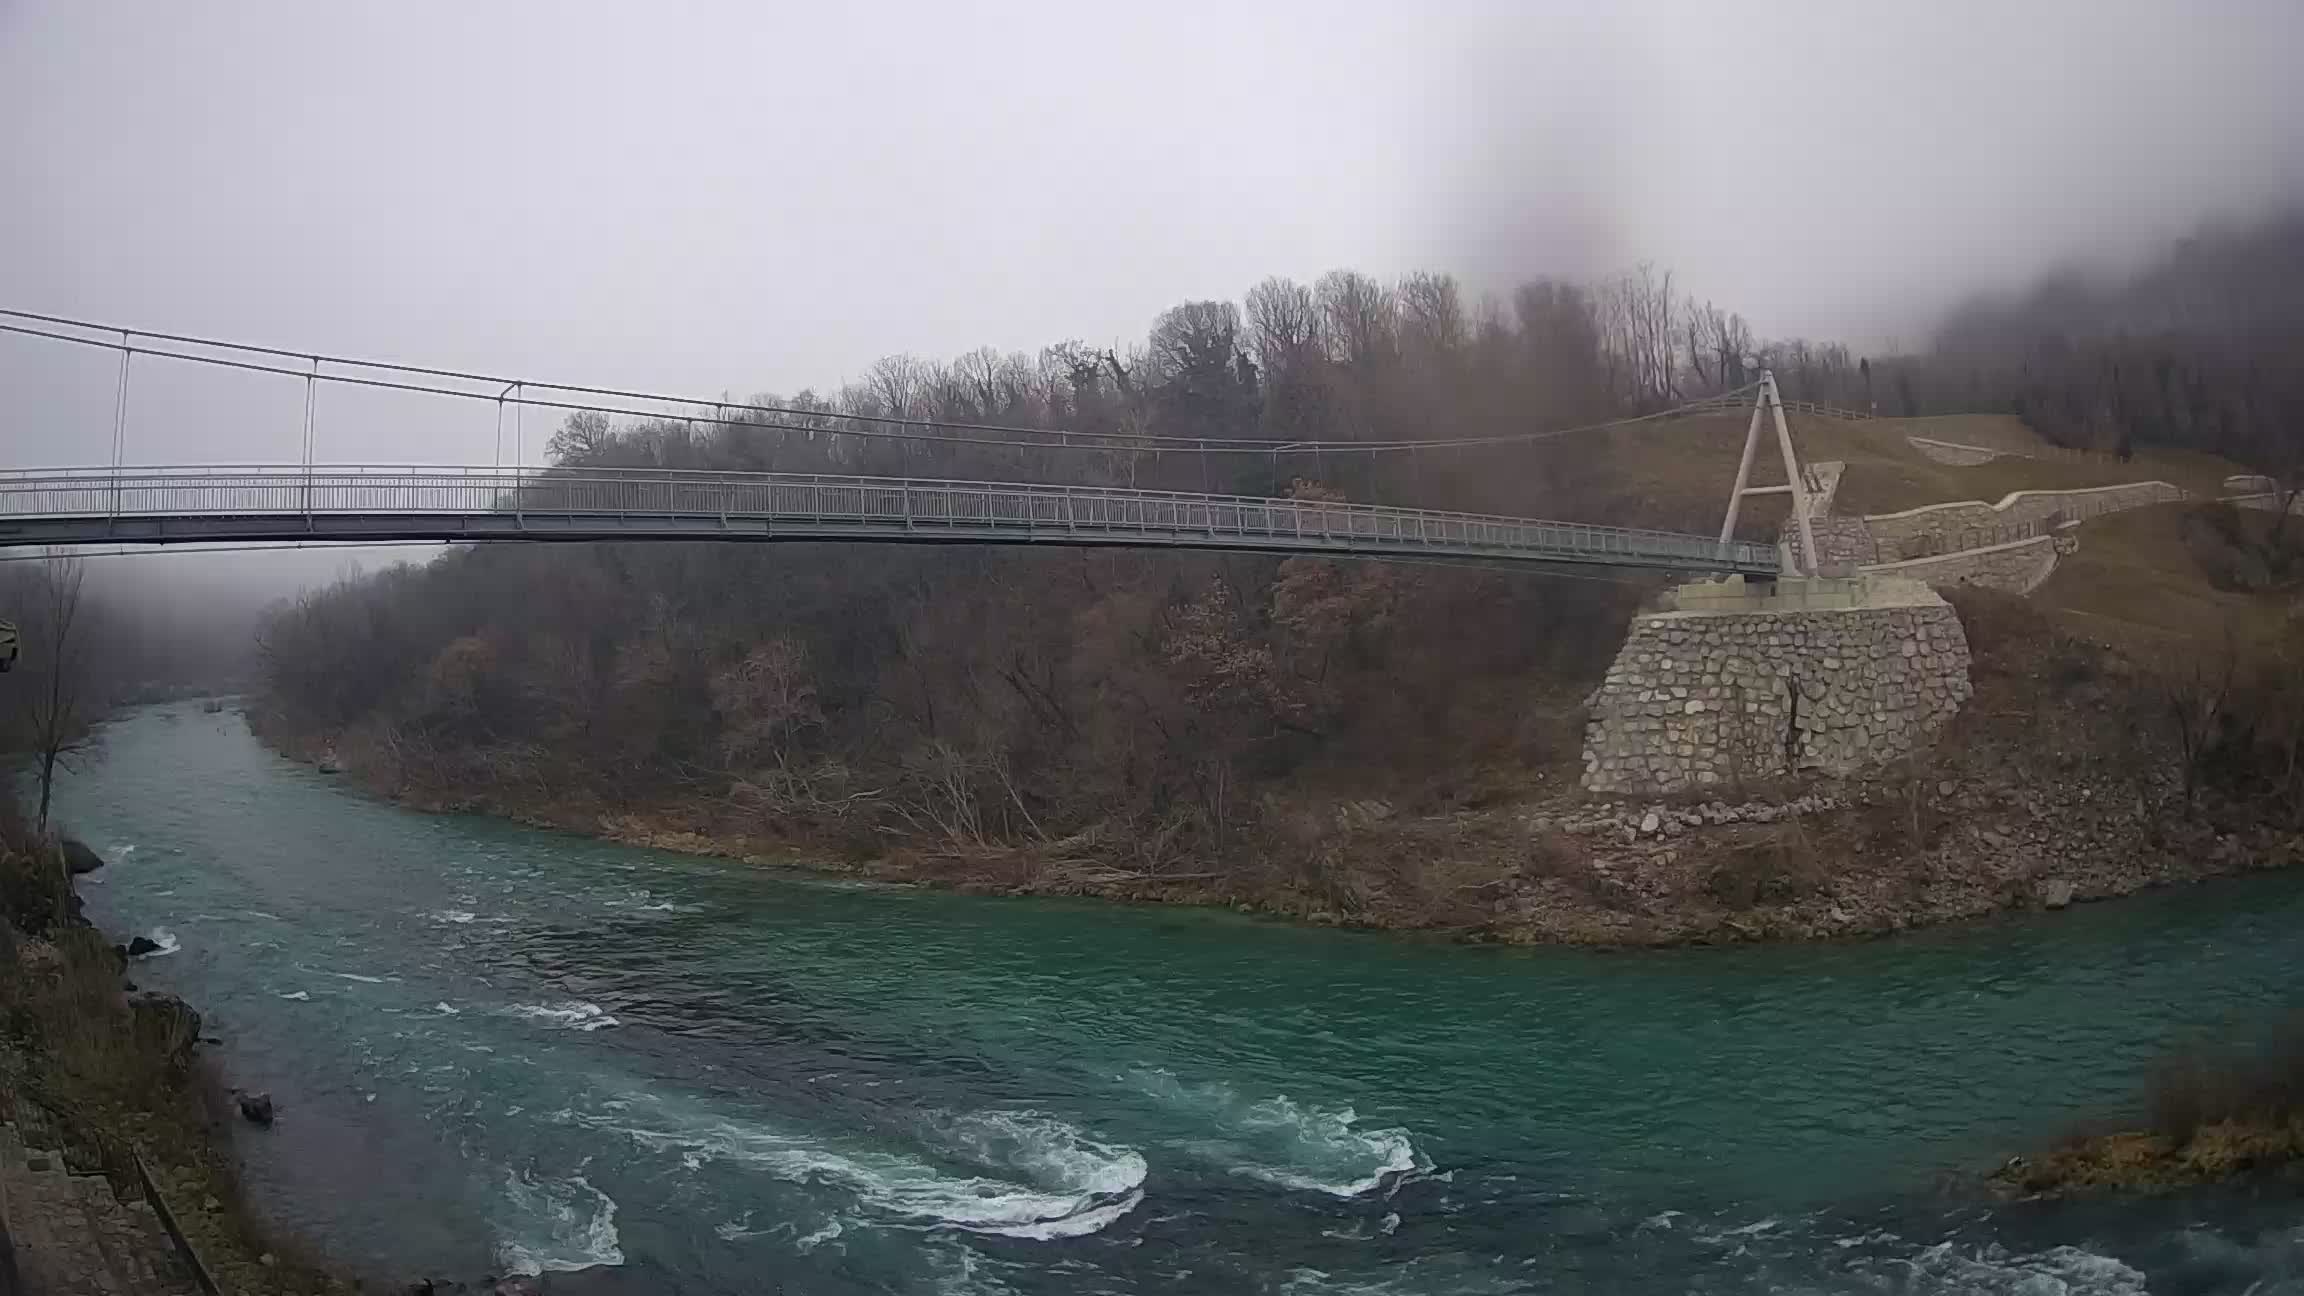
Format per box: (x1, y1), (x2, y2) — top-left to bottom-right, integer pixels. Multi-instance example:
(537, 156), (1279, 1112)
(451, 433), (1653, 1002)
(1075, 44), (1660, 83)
(1581, 575), (1972, 795)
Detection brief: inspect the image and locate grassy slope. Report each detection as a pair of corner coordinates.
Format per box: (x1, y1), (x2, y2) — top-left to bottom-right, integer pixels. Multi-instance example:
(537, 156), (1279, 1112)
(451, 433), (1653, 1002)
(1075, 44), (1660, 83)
(2032, 501), (2301, 654)
(1521, 409), (2261, 651)
(1540, 410), (2245, 533)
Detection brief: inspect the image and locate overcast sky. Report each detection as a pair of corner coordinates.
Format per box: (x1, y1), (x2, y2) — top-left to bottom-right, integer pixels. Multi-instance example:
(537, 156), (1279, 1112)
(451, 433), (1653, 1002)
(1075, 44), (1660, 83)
(3, 1), (2303, 581)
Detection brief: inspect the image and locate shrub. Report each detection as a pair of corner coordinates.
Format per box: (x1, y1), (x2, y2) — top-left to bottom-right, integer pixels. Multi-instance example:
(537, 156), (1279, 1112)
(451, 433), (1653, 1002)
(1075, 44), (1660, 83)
(2146, 1018), (2304, 1143)
(1703, 822), (1828, 907)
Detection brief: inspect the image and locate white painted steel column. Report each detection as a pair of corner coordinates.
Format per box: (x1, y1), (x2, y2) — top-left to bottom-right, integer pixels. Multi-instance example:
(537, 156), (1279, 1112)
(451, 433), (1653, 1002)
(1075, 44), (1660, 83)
(1766, 371), (1820, 576)
(1716, 384), (1767, 547)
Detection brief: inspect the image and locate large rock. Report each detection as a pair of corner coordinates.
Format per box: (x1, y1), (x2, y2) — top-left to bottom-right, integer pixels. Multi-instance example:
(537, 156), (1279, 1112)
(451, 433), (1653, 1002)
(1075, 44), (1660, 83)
(236, 1091), (276, 1127)
(59, 837), (105, 875)
(126, 991), (202, 1067)
(2041, 879), (2076, 910)
(126, 935), (163, 957)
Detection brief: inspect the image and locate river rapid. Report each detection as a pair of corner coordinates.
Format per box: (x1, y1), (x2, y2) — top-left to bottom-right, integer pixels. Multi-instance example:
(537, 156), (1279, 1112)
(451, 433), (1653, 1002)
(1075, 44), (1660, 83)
(54, 704), (2304, 1294)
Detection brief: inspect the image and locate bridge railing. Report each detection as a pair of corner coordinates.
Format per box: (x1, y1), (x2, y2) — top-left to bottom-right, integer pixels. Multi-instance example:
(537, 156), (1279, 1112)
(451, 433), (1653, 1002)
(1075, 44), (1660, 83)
(1676, 395), (1877, 421)
(0, 464), (1780, 573)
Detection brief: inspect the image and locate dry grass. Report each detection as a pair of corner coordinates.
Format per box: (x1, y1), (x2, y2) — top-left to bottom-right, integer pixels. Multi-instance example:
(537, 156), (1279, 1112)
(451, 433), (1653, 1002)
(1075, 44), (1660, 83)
(2032, 503), (2290, 654)
(2000, 1019), (2304, 1194)
(1524, 411), (2252, 540)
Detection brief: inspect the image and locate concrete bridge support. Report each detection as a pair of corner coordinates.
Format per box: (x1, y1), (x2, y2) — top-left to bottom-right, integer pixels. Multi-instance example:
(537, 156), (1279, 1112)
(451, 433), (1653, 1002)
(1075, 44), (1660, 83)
(1580, 576), (1972, 795)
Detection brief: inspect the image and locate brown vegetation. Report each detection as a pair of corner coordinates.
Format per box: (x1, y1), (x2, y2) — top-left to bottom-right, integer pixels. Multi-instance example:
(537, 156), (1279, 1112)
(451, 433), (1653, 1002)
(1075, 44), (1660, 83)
(1997, 1021), (2304, 1194)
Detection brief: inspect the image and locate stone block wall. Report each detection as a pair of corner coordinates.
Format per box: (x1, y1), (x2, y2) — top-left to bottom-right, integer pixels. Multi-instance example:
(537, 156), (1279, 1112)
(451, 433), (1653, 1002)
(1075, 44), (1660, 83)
(1581, 585), (1973, 795)
(1861, 534), (2060, 596)
(1864, 481), (2184, 560)
(1787, 516), (1880, 568)
(1779, 463), (1869, 570)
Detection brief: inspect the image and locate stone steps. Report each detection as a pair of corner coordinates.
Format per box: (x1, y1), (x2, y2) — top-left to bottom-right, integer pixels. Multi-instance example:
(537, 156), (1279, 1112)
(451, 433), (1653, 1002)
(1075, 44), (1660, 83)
(1, 1118), (200, 1295)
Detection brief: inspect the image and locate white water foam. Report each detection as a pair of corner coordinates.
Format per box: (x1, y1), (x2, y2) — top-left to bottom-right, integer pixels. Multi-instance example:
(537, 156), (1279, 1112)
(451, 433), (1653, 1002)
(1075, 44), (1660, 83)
(429, 909), (478, 925)
(503, 1001), (620, 1032)
(492, 1169), (624, 1276)
(1280, 1259), (1522, 1294)
(925, 1236), (1021, 1296)
(135, 927), (181, 958)
(791, 1216), (846, 1251)
(276, 990), (309, 1001)
(1881, 1242), (2147, 1295)
(604, 889), (698, 914)
(711, 1211), (794, 1244)
(1132, 1069), (1428, 1197)
(326, 971), (393, 984)
(597, 1101), (1144, 1241)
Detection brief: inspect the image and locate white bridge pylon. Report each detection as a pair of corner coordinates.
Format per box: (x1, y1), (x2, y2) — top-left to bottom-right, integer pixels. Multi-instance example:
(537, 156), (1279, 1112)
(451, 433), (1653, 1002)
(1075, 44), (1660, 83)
(1716, 370), (1820, 578)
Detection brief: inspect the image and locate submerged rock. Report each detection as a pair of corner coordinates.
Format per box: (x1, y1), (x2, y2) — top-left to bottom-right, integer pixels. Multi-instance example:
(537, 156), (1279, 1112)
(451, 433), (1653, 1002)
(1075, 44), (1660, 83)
(236, 1091), (276, 1127)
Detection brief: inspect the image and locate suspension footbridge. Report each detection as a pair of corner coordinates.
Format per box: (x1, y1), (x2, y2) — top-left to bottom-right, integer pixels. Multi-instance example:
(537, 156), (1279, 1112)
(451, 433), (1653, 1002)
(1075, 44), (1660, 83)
(0, 310), (1805, 577)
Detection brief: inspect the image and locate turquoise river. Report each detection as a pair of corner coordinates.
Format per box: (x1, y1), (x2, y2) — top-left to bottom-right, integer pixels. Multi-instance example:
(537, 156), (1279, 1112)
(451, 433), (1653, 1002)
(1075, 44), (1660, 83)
(54, 705), (2304, 1293)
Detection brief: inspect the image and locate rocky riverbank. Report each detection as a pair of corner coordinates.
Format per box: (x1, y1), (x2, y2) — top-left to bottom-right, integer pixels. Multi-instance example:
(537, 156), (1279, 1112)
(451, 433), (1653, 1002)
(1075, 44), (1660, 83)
(0, 827), (355, 1295)
(1, 827), (629, 1295)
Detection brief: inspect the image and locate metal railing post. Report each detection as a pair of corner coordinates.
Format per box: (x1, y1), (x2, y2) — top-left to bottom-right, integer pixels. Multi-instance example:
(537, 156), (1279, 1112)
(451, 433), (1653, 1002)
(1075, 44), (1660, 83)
(301, 356), (317, 526)
(109, 335), (132, 526)
(514, 384), (531, 526)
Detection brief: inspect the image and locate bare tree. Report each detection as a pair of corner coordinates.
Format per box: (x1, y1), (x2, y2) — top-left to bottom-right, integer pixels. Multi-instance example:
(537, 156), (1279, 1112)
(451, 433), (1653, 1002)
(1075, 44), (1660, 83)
(1598, 263), (1681, 408)
(1244, 277), (1321, 374)
(546, 410), (615, 465)
(19, 553), (94, 834)
(2157, 629), (2240, 809)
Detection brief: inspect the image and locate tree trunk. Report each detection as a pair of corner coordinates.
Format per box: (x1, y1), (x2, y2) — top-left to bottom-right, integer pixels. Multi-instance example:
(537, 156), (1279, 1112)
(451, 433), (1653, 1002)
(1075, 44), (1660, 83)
(37, 747), (57, 833)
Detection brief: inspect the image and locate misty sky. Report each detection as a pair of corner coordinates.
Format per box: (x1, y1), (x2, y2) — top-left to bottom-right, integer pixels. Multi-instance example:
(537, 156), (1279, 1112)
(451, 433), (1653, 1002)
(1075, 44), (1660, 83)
(3, 1), (2303, 560)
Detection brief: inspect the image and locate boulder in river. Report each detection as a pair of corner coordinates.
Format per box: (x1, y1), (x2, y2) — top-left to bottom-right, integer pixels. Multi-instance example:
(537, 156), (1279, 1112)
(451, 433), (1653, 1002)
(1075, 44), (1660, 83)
(60, 837), (105, 875)
(2041, 878), (2076, 910)
(236, 1091), (276, 1127)
(126, 935), (162, 957)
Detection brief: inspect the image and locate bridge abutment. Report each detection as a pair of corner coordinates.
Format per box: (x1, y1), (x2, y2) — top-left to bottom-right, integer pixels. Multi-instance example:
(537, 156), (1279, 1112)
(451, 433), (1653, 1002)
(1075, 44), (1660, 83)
(1580, 576), (1972, 795)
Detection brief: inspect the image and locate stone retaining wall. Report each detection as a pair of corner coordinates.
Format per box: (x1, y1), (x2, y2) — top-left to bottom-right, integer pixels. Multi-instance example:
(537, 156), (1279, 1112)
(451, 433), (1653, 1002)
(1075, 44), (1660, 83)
(1864, 481), (2184, 560)
(1581, 581), (1973, 794)
(1780, 462), (1860, 569)
(1861, 533), (2062, 595)
(2231, 491), (2301, 515)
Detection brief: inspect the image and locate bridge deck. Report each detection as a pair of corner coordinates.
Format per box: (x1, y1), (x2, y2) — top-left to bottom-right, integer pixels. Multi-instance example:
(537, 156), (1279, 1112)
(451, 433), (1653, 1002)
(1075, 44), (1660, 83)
(0, 466), (1780, 575)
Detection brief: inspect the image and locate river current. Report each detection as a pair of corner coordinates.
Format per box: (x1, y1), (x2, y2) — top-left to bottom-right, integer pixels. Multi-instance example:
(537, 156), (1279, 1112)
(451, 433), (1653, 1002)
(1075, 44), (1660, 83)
(54, 705), (2304, 1293)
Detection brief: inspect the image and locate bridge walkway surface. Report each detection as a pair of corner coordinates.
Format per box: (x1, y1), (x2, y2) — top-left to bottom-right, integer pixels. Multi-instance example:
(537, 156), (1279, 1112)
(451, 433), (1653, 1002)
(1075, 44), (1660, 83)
(0, 465), (1783, 576)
